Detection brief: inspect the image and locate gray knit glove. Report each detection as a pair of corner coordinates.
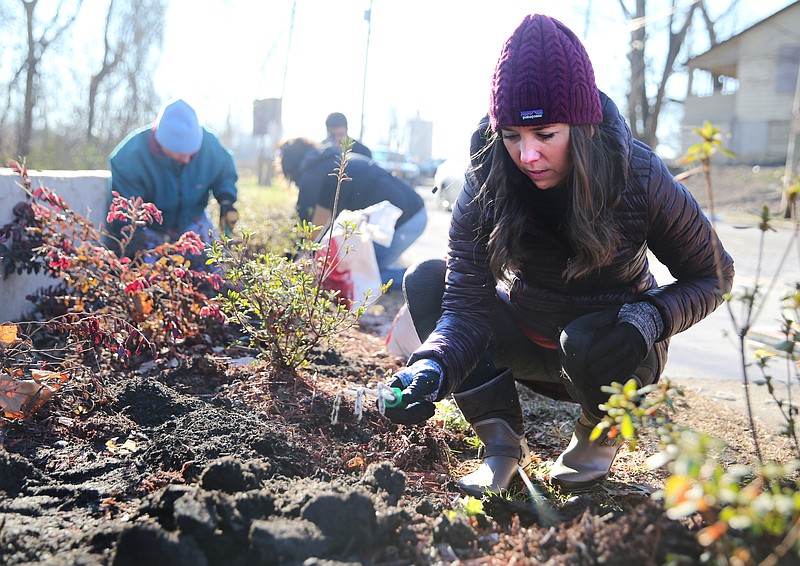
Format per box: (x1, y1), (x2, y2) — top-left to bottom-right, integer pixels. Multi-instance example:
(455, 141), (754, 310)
(618, 302), (663, 352)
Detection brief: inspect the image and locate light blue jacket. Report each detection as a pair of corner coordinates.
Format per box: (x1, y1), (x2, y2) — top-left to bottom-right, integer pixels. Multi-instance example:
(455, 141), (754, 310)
(107, 126), (238, 234)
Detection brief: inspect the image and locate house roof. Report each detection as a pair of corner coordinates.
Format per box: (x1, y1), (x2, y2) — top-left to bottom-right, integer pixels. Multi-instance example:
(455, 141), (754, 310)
(686, 2), (800, 77)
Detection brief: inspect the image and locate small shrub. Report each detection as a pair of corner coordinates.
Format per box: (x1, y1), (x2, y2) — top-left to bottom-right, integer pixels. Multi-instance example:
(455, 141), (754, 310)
(598, 379), (800, 563)
(0, 319), (110, 422)
(208, 221), (385, 371)
(2, 160), (224, 366)
(208, 142), (388, 371)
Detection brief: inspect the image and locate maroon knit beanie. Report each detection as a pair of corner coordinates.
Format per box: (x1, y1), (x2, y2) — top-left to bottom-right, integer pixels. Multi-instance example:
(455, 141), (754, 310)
(489, 14), (602, 131)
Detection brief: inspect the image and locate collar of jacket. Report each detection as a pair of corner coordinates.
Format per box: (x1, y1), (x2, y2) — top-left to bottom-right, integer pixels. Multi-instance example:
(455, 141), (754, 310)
(147, 128), (174, 161)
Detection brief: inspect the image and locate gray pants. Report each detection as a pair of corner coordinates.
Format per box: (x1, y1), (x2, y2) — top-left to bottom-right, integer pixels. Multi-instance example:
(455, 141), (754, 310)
(403, 259), (662, 419)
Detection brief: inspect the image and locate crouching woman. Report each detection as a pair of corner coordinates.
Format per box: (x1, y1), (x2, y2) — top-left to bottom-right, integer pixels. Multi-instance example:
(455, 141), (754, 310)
(383, 13), (734, 494)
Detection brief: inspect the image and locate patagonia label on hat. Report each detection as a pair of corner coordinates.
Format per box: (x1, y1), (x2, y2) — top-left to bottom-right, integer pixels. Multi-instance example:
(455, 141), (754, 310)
(520, 109), (544, 120)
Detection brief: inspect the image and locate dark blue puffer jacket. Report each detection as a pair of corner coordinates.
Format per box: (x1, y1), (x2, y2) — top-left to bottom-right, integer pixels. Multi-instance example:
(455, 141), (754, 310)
(409, 94), (735, 397)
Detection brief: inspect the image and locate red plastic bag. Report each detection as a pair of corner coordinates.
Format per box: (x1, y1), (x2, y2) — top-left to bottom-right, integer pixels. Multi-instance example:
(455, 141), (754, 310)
(317, 228), (381, 310)
(317, 236), (355, 306)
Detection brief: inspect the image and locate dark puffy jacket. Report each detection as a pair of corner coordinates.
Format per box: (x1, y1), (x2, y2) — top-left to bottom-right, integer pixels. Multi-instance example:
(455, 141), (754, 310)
(294, 146), (424, 228)
(409, 94), (735, 397)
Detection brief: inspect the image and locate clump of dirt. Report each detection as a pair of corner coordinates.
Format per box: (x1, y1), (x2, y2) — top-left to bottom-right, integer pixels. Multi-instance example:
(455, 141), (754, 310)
(0, 275), (796, 564)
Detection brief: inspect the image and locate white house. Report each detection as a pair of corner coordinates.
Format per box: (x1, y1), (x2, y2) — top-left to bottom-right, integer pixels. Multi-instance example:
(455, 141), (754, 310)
(682, 2), (800, 164)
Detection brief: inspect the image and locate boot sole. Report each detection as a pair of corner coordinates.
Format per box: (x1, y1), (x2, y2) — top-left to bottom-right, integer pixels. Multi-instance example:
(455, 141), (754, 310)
(550, 472), (608, 493)
(457, 483), (491, 498)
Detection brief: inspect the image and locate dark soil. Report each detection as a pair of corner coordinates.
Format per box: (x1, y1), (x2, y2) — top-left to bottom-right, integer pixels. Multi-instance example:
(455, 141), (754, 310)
(0, 365), (635, 566)
(1, 291), (793, 566)
(0, 167), (796, 565)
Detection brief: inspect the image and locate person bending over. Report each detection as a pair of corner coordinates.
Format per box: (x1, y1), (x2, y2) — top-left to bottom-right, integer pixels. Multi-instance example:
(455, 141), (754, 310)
(278, 137), (427, 284)
(105, 98), (239, 268)
(322, 112), (372, 159)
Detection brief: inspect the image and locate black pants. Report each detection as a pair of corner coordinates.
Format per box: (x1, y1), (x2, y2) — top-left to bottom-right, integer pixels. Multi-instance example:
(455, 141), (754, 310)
(403, 259), (662, 420)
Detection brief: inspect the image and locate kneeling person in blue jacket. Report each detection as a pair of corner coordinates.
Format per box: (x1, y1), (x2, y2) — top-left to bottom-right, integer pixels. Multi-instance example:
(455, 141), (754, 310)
(105, 98), (239, 268)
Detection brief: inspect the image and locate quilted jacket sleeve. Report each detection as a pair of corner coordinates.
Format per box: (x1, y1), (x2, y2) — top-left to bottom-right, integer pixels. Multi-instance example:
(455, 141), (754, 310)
(207, 131), (239, 205)
(408, 172), (497, 398)
(638, 145), (734, 339)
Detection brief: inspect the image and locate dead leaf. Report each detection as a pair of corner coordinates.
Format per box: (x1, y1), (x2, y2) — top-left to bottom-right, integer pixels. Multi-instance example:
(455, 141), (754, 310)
(106, 438), (138, 455)
(31, 369), (68, 383)
(0, 324), (18, 349)
(133, 293), (154, 320)
(0, 373), (60, 419)
(698, 520), (729, 546)
(345, 454), (365, 472)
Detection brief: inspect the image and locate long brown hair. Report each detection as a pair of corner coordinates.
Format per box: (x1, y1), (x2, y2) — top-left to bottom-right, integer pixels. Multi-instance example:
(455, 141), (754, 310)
(476, 124), (626, 281)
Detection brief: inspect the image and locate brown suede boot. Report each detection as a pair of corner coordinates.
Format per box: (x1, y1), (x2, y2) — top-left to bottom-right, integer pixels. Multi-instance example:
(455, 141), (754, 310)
(452, 368), (531, 497)
(549, 412), (622, 492)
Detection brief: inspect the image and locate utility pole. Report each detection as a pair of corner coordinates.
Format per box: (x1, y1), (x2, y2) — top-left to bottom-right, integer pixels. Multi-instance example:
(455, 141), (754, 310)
(359, 0), (373, 141)
(281, 0), (297, 119)
(582, 0), (592, 40)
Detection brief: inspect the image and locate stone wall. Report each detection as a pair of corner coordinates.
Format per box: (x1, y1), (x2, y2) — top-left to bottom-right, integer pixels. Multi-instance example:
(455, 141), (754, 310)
(0, 169), (109, 323)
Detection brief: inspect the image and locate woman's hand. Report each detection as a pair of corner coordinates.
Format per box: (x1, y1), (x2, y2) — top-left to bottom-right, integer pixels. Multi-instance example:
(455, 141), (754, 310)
(382, 361), (443, 425)
(585, 322), (647, 383)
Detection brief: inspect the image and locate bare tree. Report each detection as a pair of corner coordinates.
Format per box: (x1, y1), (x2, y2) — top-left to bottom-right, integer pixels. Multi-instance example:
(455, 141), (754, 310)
(0, 0), (21, 156)
(15, 0), (83, 157)
(617, 0), (720, 149)
(87, 0), (166, 142)
(87, 0), (123, 141)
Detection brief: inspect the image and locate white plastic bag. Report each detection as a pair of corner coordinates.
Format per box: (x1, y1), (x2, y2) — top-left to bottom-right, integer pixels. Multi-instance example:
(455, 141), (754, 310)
(333, 200), (402, 247)
(318, 201), (401, 309)
(385, 302), (422, 358)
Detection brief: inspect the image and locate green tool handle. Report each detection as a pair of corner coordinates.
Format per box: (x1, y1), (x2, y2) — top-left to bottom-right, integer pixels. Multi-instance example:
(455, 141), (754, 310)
(383, 387), (404, 409)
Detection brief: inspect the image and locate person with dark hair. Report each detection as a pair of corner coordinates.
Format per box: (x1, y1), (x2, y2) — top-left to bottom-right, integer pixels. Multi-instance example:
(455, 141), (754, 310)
(381, 14), (734, 495)
(323, 112), (372, 158)
(278, 137), (426, 284)
(105, 98), (239, 266)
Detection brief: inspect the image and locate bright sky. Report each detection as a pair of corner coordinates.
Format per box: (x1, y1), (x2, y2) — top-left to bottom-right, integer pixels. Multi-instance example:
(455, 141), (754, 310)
(155, 0), (796, 161)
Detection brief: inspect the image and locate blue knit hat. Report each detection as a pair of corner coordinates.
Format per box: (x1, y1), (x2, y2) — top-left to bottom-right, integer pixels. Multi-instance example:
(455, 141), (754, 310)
(154, 99), (203, 154)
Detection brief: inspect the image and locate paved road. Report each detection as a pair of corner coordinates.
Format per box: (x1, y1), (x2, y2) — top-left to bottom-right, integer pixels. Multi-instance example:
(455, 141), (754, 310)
(398, 186), (800, 431)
